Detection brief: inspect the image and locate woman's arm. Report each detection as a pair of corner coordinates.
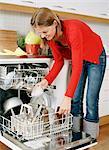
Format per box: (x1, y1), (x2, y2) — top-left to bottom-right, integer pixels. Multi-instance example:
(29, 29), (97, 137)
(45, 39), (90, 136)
(65, 28), (83, 98)
(45, 40), (64, 84)
(58, 28), (83, 114)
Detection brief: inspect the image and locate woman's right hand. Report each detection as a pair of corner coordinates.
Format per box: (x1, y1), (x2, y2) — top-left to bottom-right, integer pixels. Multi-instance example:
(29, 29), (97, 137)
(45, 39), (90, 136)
(36, 79), (48, 89)
(31, 79), (48, 97)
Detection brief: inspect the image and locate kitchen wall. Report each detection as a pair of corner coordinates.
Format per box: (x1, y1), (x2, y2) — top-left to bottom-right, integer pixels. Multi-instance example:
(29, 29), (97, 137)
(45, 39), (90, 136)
(0, 9), (109, 53)
(0, 10), (32, 35)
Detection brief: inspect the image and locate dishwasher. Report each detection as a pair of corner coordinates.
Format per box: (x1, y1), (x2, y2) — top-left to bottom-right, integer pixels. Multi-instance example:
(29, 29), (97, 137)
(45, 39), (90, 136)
(0, 57), (97, 150)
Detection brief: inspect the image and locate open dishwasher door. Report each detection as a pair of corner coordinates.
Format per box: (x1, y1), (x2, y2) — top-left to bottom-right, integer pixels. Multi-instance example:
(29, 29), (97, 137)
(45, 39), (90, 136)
(0, 102), (97, 150)
(0, 129), (97, 150)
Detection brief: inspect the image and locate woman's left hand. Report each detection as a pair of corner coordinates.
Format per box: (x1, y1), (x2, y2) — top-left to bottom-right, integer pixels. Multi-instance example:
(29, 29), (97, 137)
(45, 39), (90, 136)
(58, 96), (71, 114)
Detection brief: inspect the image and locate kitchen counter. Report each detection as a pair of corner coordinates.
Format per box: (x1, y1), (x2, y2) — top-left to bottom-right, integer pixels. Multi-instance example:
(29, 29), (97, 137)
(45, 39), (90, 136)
(0, 56), (52, 65)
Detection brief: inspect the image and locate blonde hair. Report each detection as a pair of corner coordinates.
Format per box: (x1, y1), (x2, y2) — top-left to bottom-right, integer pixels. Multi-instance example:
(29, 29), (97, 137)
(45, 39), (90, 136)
(31, 7), (62, 40)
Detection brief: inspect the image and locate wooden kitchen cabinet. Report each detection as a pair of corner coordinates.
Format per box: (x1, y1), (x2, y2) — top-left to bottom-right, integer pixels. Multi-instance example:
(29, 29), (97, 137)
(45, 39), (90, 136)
(0, 0), (36, 7)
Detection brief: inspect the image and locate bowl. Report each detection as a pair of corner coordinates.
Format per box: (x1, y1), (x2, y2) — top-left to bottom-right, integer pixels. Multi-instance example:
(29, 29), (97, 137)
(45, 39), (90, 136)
(31, 86), (43, 98)
(26, 44), (40, 55)
(3, 97), (23, 114)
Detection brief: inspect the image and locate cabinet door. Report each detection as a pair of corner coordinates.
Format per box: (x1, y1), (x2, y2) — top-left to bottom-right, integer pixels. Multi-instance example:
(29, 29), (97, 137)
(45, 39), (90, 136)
(99, 67), (109, 117)
(36, 0), (108, 19)
(0, 0), (36, 7)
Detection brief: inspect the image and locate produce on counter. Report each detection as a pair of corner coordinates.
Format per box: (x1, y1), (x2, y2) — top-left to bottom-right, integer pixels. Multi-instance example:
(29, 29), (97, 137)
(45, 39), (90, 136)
(17, 34), (25, 50)
(0, 47), (27, 56)
(25, 31), (41, 55)
(14, 47), (27, 56)
(25, 31), (41, 45)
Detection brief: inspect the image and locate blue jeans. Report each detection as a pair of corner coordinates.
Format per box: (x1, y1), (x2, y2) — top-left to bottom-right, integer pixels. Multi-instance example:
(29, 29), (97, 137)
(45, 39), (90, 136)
(71, 49), (106, 123)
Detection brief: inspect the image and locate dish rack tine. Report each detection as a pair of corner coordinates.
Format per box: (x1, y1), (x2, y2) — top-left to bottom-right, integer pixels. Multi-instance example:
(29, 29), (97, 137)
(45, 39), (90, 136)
(11, 108), (15, 117)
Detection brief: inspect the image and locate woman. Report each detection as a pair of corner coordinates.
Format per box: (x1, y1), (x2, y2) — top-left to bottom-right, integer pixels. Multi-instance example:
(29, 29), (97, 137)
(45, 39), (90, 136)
(30, 7), (106, 138)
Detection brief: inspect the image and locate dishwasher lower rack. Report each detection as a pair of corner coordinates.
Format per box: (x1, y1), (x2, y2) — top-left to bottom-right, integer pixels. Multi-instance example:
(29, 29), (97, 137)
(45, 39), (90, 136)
(0, 112), (73, 141)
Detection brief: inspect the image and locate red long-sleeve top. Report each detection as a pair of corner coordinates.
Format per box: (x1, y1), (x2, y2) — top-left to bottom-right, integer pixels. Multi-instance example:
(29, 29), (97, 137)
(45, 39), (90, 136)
(45, 20), (103, 98)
